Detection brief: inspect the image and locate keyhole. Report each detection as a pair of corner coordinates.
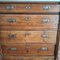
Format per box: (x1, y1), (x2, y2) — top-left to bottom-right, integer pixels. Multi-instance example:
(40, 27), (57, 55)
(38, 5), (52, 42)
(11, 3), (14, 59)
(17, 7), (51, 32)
(26, 49), (29, 53)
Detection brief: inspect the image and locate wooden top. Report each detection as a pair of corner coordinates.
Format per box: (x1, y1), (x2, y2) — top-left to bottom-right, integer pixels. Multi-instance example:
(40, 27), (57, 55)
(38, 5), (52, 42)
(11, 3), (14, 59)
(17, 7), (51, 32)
(0, 0), (59, 3)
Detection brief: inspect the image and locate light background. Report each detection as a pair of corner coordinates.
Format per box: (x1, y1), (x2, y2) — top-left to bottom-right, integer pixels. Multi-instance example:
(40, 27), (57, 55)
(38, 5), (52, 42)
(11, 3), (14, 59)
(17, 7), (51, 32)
(0, 0), (60, 2)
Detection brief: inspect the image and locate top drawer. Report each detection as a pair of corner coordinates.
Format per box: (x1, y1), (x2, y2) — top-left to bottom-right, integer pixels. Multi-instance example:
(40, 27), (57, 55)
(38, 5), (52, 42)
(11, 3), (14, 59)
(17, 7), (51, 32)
(0, 3), (59, 13)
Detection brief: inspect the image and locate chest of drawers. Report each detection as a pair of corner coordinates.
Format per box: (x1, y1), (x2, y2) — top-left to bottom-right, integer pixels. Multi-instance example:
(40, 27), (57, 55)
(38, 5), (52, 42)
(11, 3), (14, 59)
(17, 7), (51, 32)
(0, 2), (59, 60)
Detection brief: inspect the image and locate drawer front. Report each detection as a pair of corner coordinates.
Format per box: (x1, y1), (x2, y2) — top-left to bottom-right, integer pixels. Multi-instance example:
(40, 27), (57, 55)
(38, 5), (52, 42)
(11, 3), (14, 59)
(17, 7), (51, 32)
(3, 56), (54, 60)
(0, 4), (59, 13)
(0, 15), (59, 30)
(0, 31), (57, 44)
(2, 44), (54, 56)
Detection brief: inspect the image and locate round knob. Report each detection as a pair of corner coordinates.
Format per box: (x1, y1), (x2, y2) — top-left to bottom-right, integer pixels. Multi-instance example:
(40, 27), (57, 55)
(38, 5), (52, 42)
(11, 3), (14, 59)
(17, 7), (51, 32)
(5, 5), (14, 10)
(43, 6), (51, 10)
(25, 16), (31, 21)
(25, 6), (32, 10)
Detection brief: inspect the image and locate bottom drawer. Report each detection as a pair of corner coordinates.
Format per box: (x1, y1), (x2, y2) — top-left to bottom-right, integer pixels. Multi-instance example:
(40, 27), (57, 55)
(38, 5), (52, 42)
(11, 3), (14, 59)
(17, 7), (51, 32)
(2, 44), (55, 56)
(3, 56), (54, 60)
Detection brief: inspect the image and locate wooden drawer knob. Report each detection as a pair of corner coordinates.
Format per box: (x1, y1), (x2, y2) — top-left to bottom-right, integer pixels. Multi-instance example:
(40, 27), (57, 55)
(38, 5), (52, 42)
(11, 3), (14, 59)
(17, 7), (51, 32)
(43, 6), (51, 10)
(7, 18), (16, 23)
(5, 5), (14, 10)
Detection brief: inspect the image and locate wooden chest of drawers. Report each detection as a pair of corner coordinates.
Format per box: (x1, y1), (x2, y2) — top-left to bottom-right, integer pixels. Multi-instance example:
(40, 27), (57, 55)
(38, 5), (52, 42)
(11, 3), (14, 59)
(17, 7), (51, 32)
(0, 2), (59, 60)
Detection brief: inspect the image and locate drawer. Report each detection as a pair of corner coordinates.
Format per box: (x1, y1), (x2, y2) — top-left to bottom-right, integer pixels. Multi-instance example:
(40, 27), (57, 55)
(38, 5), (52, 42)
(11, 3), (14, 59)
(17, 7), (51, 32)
(3, 56), (54, 60)
(2, 44), (55, 56)
(0, 3), (59, 13)
(0, 15), (59, 30)
(0, 31), (57, 44)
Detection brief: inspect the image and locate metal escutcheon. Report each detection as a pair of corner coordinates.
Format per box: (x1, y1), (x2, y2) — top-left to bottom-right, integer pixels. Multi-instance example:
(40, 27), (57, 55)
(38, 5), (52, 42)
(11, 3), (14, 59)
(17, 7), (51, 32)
(41, 31), (48, 38)
(8, 34), (16, 39)
(38, 47), (48, 51)
(25, 32), (31, 37)
(7, 18), (16, 23)
(42, 34), (48, 38)
(43, 6), (51, 10)
(5, 5), (14, 10)
(9, 47), (17, 51)
(25, 6), (32, 10)
(42, 19), (49, 24)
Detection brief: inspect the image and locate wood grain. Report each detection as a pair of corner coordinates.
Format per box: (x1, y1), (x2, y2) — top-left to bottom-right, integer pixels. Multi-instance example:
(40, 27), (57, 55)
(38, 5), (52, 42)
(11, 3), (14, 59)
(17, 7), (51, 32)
(2, 44), (54, 56)
(0, 31), (57, 44)
(3, 56), (54, 60)
(0, 14), (59, 30)
(0, 4), (59, 13)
